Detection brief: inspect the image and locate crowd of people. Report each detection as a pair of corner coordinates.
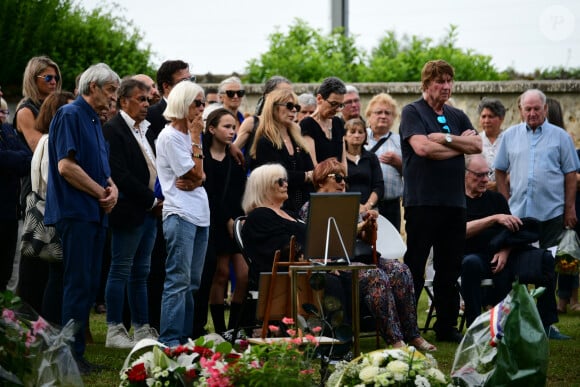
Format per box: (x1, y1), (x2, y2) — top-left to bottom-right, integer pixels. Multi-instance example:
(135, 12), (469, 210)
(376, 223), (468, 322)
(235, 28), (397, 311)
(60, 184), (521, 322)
(1, 56), (578, 375)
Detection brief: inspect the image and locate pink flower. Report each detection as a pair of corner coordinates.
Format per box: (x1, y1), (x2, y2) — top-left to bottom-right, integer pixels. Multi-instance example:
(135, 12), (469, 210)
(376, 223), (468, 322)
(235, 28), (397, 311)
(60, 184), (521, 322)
(286, 329), (296, 337)
(268, 325), (279, 333)
(239, 340), (249, 351)
(2, 308), (16, 322)
(32, 317), (48, 335)
(300, 369), (315, 375)
(311, 326), (322, 334)
(25, 331), (36, 348)
(282, 317), (294, 325)
(291, 337), (302, 345)
(304, 334), (318, 344)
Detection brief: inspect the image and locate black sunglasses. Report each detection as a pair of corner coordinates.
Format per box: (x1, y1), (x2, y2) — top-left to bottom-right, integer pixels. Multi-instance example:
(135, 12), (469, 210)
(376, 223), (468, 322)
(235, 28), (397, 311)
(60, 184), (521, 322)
(224, 90), (245, 98)
(275, 177), (288, 187)
(328, 173), (348, 184)
(437, 115), (451, 133)
(37, 74), (60, 83)
(276, 102), (301, 112)
(193, 99), (206, 108)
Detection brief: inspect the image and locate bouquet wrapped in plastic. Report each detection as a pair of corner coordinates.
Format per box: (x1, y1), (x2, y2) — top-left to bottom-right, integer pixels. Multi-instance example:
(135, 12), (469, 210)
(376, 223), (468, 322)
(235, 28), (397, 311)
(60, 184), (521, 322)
(0, 291), (82, 386)
(451, 282), (548, 386)
(555, 229), (580, 274)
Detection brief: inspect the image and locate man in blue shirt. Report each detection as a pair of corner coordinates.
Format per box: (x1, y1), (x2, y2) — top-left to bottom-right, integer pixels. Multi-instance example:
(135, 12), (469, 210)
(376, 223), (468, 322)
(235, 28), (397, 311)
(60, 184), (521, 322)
(495, 89), (579, 245)
(495, 88), (579, 339)
(45, 63), (120, 374)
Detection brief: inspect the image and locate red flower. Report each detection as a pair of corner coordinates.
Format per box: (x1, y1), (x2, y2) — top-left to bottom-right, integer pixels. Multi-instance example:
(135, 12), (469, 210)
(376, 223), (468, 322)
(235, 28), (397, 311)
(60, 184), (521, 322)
(126, 362), (147, 382)
(193, 345), (214, 358)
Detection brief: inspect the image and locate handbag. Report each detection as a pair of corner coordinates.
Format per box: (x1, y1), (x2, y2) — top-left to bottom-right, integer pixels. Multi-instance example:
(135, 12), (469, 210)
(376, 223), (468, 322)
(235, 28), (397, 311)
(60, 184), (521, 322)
(20, 190), (63, 262)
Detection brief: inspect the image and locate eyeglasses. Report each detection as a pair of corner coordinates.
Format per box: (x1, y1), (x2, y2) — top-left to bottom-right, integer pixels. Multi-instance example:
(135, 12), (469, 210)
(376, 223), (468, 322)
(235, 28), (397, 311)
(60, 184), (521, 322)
(37, 74), (60, 83)
(437, 115), (451, 133)
(466, 168), (492, 179)
(372, 110), (393, 116)
(275, 102), (301, 112)
(193, 99), (206, 108)
(207, 100), (219, 105)
(224, 90), (245, 98)
(343, 98), (360, 106)
(275, 177), (288, 187)
(177, 76), (196, 84)
(328, 173), (348, 184)
(325, 99), (344, 110)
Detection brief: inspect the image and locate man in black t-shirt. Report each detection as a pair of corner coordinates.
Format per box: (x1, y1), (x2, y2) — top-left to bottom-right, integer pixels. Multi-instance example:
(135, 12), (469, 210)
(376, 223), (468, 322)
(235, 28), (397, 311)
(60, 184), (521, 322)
(463, 155), (567, 339)
(400, 60), (482, 343)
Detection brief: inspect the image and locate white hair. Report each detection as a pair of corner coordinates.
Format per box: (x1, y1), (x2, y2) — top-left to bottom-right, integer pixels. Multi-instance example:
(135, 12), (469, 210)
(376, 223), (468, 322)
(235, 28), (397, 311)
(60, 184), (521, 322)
(163, 81), (204, 121)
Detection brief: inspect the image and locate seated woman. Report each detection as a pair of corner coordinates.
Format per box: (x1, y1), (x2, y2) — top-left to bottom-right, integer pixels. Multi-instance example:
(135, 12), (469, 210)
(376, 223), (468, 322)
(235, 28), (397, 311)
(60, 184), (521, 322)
(242, 161), (435, 351)
(241, 163), (306, 282)
(300, 158), (436, 351)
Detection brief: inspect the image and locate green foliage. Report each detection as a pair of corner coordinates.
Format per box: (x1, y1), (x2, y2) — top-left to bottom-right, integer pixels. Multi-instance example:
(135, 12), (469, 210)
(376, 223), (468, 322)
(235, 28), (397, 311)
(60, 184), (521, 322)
(0, 0), (155, 93)
(245, 21), (509, 83)
(245, 19), (366, 83)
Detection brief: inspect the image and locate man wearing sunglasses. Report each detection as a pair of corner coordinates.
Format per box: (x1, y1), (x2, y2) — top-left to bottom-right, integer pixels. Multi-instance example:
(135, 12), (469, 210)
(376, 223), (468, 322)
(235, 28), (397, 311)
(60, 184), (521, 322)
(399, 59), (482, 343)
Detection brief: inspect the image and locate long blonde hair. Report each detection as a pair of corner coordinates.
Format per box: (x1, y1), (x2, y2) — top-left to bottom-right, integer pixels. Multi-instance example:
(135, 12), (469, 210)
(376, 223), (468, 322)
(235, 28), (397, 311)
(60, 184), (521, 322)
(249, 88), (308, 158)
(21, 56), (62, 107)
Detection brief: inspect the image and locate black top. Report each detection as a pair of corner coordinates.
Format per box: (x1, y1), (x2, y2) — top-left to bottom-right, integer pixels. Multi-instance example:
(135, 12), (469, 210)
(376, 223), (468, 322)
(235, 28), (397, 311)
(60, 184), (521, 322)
(0, 123), (32, 220)
(346, 149), (384, 204)
(400, 98), (475, 208)
(145, 99), (168, 153)
(465, 190), (511, 255)
(251, 136), (314, 214)
(242, 207), (306, 281)
(300, 116), (344, 163)
(203, 151), (246, 254)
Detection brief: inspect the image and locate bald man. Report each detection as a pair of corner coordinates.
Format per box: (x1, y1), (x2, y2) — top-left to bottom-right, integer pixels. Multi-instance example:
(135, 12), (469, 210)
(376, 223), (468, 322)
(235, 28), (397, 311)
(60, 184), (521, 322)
(133, 74), (161, 105)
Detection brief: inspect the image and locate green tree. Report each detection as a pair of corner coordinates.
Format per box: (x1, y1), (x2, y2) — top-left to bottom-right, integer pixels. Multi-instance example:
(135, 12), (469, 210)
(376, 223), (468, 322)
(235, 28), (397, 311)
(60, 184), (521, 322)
(245, 22), (509, 83)
(0, 0), (155, 94)
(245, 19), (366, 83)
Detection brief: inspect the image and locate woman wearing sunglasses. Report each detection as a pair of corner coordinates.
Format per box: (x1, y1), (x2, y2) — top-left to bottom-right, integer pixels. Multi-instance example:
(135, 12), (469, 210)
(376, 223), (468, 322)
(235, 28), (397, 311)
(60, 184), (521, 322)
(298, 158), (436, 352)
(14, 56), (62, 153)
(300, 76), (347, 166)
(155, 81), (209, 346)
(218, 76), (246, 129)
(344, 118), (384, 215)
(249, 88), (314, 214)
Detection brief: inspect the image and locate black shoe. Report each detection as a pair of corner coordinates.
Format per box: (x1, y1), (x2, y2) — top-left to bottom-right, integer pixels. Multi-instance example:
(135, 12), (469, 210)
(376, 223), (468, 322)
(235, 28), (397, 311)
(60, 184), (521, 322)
(435, 329), (463, 343)
(74, 356), (106, 375)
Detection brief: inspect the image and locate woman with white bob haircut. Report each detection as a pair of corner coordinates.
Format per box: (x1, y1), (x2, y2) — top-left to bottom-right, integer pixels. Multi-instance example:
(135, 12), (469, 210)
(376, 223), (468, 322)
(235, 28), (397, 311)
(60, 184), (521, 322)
(155, 80), (209, 346)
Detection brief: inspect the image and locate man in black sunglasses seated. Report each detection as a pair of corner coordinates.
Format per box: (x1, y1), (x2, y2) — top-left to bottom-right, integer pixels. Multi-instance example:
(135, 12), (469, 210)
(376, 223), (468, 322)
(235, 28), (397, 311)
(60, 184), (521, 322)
(462, 154), (567, 340)
(399, 59), (482, 343)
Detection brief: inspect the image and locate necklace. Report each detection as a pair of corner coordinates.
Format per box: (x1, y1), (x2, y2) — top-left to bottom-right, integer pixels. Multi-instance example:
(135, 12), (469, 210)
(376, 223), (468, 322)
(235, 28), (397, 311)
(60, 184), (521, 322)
(346, 151), (361, 164)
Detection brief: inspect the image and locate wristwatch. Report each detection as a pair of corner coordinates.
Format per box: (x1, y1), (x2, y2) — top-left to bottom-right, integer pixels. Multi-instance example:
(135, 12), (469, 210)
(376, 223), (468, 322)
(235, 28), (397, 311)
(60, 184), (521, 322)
(445, 133), (452, 143)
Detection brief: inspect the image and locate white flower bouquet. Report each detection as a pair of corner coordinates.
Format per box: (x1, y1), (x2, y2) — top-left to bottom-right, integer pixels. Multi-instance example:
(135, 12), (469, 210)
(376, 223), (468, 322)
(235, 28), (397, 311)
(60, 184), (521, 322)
(326, 346), (452, 387)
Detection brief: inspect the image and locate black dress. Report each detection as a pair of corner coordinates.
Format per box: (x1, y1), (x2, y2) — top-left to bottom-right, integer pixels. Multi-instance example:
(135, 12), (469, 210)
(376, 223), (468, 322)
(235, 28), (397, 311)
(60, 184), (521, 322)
(203, 151), (246, 254)
(241, 207), (306, 287)
(300, 116), (344, 163)
(251, 136), (314, 214)
(346, 149), (384, 204)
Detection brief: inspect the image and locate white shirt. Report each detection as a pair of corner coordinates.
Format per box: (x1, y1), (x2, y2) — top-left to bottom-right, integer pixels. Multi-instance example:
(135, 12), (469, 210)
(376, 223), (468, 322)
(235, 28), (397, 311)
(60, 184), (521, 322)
(155, 124), (210, 226)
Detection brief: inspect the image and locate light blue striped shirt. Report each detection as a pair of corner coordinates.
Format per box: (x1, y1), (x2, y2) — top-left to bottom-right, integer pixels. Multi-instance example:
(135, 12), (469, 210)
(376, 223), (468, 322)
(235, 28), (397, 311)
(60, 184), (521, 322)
(494, 120), (579, 221)
(365, 128), (403, 200)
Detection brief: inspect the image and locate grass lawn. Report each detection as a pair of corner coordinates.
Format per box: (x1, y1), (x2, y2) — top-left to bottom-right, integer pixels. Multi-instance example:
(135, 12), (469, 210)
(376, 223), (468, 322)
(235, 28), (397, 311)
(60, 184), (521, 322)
(82, 292), (580, 386)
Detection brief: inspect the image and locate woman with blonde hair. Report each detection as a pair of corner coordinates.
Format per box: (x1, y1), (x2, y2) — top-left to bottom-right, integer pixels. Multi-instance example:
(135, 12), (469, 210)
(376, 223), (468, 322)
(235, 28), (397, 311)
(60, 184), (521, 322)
(15, 56), (62, 152)
(250, 88), (314, 214)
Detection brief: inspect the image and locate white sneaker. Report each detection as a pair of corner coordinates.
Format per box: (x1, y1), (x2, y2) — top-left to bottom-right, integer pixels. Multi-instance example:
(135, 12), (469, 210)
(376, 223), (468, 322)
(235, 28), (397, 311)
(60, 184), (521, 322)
(106, 323), (135, 349)
(134, 324), (159, 342)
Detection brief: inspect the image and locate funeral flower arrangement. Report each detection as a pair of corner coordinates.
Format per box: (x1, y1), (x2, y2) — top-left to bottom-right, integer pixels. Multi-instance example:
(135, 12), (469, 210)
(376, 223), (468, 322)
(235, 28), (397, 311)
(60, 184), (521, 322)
(0, 290), (81, 386)
(120, 317), (320, 386)
(325, 347), (452, 387)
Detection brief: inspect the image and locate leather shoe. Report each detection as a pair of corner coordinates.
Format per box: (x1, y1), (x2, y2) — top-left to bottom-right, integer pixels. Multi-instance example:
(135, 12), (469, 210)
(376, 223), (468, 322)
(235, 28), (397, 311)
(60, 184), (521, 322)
(435, 329), (463, 343)
(546, 325), (571, 340)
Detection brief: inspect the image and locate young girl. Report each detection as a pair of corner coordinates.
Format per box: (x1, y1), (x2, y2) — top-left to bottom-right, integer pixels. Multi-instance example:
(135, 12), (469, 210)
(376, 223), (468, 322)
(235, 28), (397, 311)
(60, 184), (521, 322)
(203, 108), (248, 334)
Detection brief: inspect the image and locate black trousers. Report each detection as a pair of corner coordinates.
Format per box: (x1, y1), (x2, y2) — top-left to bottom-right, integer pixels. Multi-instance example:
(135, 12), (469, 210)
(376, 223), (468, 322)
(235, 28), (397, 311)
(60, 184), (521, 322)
(377, 198), (401, 232)
(404, 206), (466, 335)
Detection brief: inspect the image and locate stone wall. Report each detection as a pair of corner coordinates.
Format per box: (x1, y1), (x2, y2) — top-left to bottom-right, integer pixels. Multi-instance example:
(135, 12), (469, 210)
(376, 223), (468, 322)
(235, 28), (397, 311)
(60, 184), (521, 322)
(230, 80), (580, 145)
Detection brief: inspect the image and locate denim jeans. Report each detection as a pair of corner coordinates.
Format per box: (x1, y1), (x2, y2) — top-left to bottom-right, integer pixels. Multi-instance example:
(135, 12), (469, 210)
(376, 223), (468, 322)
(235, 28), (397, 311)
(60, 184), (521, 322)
(159, 215), (208, 346)
(105, 214), (157, 326)
(56, 219), (105, 357)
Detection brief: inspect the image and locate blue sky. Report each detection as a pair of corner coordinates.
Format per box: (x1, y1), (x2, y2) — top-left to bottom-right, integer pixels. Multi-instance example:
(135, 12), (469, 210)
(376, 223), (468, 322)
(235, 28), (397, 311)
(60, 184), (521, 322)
(78, 0), (579, 75)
